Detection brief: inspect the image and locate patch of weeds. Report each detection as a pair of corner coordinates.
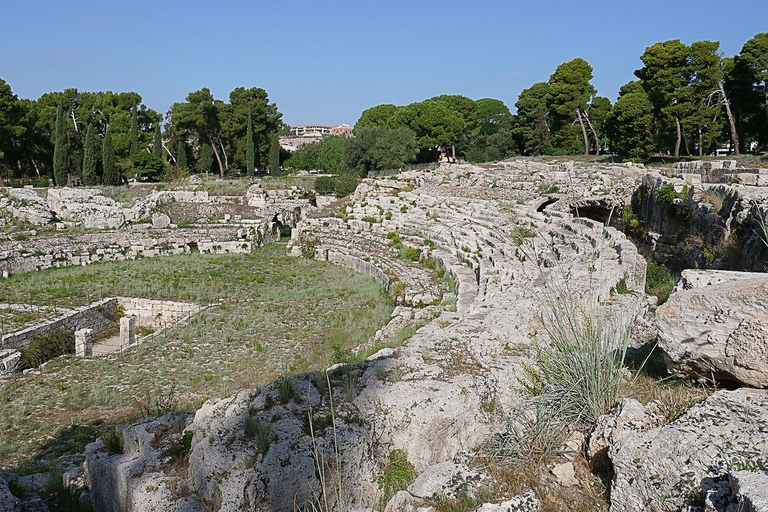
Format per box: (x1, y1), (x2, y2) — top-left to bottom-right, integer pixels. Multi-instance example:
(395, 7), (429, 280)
(20, 330), (74, 370)
(100, 427), (124, 455)
(164, 430), (193, 461)
(136, 325), (155, 336)
(403, 247), (421, 262)
(7, 477), (28, 499)
(538, 182), (559, 194)
(613, 277), (632, 295)
(278, 378), (300, 403)
(378, 449), (416, 507)
(645, 258), (679, 305)
(510, 226), (536, 245)
(135, 385), (179, 418)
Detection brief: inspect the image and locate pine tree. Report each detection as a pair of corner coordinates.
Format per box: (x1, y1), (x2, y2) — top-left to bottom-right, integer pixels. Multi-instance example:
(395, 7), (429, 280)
(103, 125), (119, 185)
(129, 104), (139, 156)
(269, 135), (280, 175)
(246, 115), (255, 175)
(82, 124), (98, 185)
(153, 122), (163, 160)
(177, 138), (187, 170)
(53, 103), (68, 186)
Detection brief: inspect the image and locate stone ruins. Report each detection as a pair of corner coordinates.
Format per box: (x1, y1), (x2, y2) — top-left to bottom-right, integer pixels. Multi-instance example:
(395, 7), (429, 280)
(1, 161), (768, 511)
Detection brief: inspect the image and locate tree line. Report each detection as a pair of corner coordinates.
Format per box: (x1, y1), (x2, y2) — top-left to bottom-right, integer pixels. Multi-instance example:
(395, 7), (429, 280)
(287, 32), (768, 174)
(0, 84), (284, 186)
(0, 32), (766, 185)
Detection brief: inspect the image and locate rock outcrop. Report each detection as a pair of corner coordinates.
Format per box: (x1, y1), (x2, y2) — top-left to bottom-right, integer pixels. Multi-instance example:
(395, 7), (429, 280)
(83, 162), (648, 511)
(47, 188), (125, 229)
(656, 269), (768, 387)
(609, 388), (768, 512)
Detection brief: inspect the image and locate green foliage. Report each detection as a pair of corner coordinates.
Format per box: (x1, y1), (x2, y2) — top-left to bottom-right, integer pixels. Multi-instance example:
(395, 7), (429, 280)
(129, 104), (140, 156)
(614, 278), (632, 295)
(7, 477), (28, 499)
(269, 134), (281, 174)
(622, 207), (647, 239)
(610, 81), (656, 160)
(645, 259), (679, 305)
(134, 385), (179, 418)
(176, 138), (187, 170)
(546, 58), (596, 153)
(278, 378), (300, 403)
(53, 103), (68, 186)
(345, 126), (419, 173)
(100, 427), (124, 454)
(654, 184), (688, 204)
(378, 450), (416, 507)
(404, 247), (421, 262)
(197, 143), (213, 174)
(152, 122), (163, 160)
(20, 330), (74, 370)
(246, 115), (255, 175)
(102, 125), (120, 185)
(243, 406), (271, 454)
(82, 123), (98, 185)
(130, 151), (164, 180)
(314, 175), (357, 198)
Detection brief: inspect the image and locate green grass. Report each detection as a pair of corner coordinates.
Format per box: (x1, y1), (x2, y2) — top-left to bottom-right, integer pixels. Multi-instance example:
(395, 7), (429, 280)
(0, 242), (393, 470)
(645, 259), (679, 305)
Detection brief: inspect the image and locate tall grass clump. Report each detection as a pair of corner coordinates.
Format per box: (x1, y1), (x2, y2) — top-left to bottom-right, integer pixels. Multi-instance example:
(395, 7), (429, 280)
(492, 221), (639, 466)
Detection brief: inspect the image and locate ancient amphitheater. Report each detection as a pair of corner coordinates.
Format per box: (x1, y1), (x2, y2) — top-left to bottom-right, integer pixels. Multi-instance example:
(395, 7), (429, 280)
(1, 160), (767, 512)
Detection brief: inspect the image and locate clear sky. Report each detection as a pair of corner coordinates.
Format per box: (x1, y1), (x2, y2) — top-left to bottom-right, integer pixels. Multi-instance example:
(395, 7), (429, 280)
(2, 1), (767, 127)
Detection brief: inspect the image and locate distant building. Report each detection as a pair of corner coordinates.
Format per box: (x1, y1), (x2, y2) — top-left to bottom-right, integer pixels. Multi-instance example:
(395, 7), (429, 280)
(280, 123), (354, 151)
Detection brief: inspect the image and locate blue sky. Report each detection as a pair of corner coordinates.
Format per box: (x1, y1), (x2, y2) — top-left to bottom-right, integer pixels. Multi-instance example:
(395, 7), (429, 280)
(2, 1), (767, 127)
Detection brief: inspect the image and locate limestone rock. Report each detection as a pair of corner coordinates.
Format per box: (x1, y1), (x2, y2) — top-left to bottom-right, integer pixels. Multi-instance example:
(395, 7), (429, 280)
(0, 349), (21, 376)
(587, 398), (665, 471)
(0, 469), (22, 512)
(1, 188), (53, 226)
(655, 270), (768, 387)
(730, 470), (768, 512)
(473, 490), (540, 512)
(151, 213), (171, 229)
(47, 188), (125, 229)
(609, 388), (768, 512)
(550, 462), (578, 487)
(407, 462), (488, 500)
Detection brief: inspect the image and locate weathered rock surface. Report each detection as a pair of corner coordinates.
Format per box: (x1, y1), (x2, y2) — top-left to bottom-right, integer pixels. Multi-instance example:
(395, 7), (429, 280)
(609, 388), (768, 512)
(47, 188), (125, 229)
(407, 462), (488, 500)
(0, 188), (53, 226)
(656, 269), (768, 387)
(587, 398), (665, 471)
(473, 490), (541, 512)
(80, 163), (648, 511)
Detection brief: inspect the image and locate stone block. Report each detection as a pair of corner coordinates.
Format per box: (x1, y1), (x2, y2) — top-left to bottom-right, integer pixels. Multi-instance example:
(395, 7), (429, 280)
(75, 329), (93, 358)
(120, 316), (135, 346)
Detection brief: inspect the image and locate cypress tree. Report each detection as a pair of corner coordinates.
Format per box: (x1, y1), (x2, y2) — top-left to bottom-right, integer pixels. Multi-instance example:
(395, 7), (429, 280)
(269, 135), (280, 175)
(129, 104), (139, 156)
(246, 115), (255, 175)
(82, 124), (98, 185)
(153, 122), (163, 160)
(103, 125), (119, 185)
(197, 143), (212, 174)
(53, 103), (68, 186)
(177, 138), (187, 170)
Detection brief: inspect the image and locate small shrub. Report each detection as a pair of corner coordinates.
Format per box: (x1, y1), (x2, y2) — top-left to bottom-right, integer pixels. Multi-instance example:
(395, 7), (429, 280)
(403, 247), (421, 262)
(101, 427), (124, 455)
(164, 430), (193, 460)
(645, 259), (679, 305)
(136, 325), (155, 336)
(614, 277), (632, 295)
(378, 450), (416, 507)
(278, 378), (300, 403)
(243, 409), (271, 455)
(7, 477), (28, 499)
(135, 385), (179, 418)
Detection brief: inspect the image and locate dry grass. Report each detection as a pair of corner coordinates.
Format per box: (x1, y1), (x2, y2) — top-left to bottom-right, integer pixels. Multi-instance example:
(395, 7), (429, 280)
(0, 242), (393, 471)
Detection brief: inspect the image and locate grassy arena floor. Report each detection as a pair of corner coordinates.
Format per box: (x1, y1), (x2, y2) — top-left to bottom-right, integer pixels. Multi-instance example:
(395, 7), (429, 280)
(0, 242), (394, 470)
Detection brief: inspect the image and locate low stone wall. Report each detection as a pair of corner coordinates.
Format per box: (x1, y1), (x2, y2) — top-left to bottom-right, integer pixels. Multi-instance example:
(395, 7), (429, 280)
(117, 297), (203, 329)
(0, 221), (286, 278)
(323, 249), (392, 292)
(1, 298), (117, 351)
